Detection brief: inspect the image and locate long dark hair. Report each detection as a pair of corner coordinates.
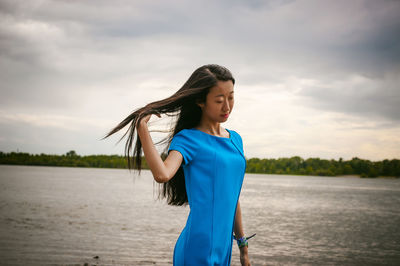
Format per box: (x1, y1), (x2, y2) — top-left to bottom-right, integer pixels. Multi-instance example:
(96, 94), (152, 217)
(103, 64), (235, 205)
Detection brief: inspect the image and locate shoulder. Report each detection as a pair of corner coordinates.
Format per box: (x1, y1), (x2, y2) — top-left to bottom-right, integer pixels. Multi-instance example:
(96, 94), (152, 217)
(227, 128), (240, 137)
(227, 129), (243, 142)
(169, 128), (200, 165)
(173, 128), (198, 139)
(170, 128), (201, 146)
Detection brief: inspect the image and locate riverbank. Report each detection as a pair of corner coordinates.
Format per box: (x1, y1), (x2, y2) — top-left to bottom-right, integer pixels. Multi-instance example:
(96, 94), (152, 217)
(336, 174), (398, 179)
(1, 151), (399, 178)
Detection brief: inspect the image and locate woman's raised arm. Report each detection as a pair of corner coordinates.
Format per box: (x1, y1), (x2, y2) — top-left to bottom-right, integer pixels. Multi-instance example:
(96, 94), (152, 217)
(137, 114), (183, 183)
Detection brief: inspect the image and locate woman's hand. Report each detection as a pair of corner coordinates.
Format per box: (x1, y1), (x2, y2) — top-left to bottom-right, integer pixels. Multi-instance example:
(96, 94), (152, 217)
(240, 248), (251, 266)
(137, 113), (161, 129)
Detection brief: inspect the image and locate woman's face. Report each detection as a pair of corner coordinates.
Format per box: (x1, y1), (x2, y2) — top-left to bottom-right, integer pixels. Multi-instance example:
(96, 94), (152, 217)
(198, 80), (234, 123)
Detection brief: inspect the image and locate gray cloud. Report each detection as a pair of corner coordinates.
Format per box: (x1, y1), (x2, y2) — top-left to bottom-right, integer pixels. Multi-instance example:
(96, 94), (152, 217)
(0, 0), (399, 159)
(294, 69), (400, 122)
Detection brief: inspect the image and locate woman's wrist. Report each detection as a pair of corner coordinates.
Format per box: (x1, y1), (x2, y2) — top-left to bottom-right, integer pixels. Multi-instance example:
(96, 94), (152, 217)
(235, 235), (248, 249)
(240, 245), (248, 254)
(137, 119), (148, 132)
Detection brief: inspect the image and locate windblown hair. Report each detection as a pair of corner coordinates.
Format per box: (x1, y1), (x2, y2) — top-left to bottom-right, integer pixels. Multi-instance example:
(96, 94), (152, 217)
(103, 64), (235, 205)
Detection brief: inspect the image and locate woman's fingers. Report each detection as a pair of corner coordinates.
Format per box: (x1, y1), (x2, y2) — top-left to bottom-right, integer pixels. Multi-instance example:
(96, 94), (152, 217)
(139, 112), (161, 127)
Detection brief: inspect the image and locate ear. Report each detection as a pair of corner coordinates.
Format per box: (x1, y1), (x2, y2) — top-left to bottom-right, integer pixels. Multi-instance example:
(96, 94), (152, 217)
(196, 100), (205, 109)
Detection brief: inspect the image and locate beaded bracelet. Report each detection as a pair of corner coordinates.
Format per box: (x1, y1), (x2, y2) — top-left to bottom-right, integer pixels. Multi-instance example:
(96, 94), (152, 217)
(234, 233), (256, 249)
(236, 236), (248, 248)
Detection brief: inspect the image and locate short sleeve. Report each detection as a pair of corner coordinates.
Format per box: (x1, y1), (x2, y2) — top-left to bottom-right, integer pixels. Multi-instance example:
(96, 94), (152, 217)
(235, 131), (244, 151)
(229, 129), (245, 157)
(168, 129), (198, 165)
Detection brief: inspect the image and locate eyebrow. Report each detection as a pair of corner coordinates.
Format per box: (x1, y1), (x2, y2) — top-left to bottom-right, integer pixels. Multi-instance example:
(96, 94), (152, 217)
(214, 91), (234, 97)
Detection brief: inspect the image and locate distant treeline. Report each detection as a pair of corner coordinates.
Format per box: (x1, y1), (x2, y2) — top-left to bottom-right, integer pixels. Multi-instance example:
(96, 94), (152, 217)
(0, 151), (129, 169)
(1, 151), (399, 178)
(246, 156), (399, 178)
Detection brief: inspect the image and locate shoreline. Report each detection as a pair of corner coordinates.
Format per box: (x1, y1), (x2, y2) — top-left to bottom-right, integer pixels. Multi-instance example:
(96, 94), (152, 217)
(1, 152), (399, 178)
(1, 164), (398, 178)
(336, 174), (398, 179)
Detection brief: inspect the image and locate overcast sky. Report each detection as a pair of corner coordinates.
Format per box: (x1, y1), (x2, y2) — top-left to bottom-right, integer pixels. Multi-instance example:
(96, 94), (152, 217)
(1, 0), (399, 161)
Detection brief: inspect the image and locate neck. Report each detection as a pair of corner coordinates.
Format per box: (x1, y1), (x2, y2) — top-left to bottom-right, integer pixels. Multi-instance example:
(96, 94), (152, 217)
(196, 118), (222, 135)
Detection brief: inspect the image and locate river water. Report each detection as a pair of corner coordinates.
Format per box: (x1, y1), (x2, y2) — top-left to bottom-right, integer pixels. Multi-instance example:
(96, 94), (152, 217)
(0, 165), (399, 265)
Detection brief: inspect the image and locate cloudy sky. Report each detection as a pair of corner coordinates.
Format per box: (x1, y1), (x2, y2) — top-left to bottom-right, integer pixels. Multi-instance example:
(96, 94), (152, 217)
(0, 0), (399, 161)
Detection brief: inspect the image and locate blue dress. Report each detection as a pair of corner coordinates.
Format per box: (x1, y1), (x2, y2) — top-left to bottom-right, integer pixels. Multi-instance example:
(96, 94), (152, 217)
(168, 128), (246, 265)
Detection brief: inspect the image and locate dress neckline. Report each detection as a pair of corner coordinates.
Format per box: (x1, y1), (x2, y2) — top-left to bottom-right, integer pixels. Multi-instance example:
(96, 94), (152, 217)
(191, 128), (231, 140)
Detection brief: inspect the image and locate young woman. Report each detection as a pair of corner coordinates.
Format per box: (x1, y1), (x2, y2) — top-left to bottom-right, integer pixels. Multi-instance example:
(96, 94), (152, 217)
(105, 64), (251, 265)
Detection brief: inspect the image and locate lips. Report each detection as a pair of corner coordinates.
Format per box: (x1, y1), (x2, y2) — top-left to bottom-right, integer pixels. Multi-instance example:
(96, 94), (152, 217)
(221, 114), (229, 118)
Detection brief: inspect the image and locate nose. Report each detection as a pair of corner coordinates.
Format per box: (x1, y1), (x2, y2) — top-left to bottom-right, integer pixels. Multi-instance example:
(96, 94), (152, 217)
(222, 99), (230, 112)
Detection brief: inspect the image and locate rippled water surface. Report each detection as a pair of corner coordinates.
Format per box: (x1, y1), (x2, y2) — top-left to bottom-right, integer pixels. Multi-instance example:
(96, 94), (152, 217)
(0, 165), (399, 265)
